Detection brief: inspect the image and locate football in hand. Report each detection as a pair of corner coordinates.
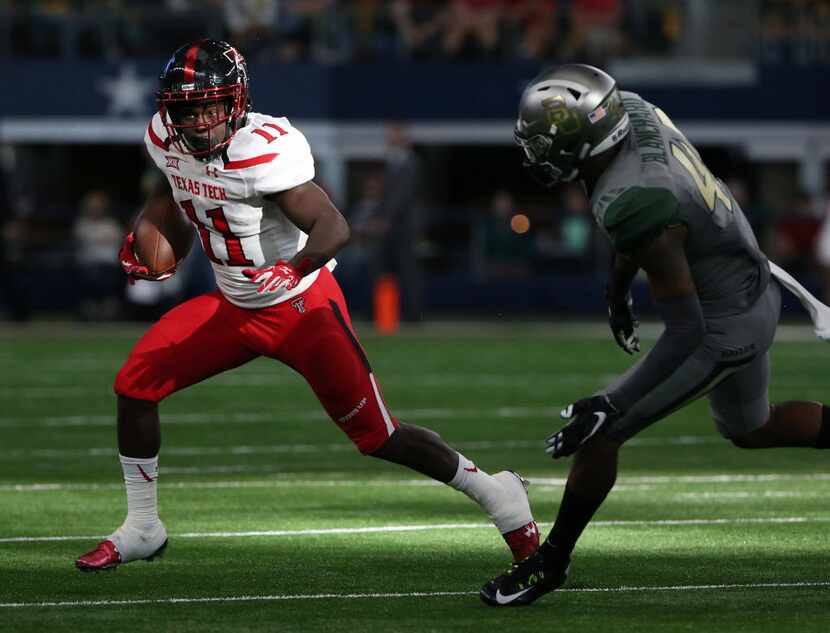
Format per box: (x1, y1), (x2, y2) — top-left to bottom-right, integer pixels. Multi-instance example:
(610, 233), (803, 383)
(133, 200), (194, 276)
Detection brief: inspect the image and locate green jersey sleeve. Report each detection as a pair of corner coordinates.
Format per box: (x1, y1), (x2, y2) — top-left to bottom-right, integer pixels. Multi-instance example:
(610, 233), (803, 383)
(602, 187), (681, 254)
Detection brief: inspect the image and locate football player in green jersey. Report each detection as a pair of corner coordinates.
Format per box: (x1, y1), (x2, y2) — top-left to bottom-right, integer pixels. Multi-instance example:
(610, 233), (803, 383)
(480, 64), (830, 607)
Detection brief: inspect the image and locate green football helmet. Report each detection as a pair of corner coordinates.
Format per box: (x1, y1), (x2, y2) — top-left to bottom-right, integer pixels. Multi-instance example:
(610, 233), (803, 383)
(515, 64), (630, 188)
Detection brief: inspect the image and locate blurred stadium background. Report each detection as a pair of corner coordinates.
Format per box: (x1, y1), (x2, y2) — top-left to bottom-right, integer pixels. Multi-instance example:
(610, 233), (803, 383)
(1, 0), (829, 326)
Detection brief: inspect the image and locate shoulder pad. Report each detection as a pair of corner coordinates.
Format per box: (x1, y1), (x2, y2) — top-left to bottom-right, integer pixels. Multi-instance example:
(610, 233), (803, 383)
(145, 112), (172, 153)
(603, 186), (680, 254)
(224, 114), (314, 192)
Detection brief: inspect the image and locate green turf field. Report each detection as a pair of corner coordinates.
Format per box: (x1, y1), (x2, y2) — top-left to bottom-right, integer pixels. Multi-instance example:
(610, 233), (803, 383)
(1, 323), (828, 632)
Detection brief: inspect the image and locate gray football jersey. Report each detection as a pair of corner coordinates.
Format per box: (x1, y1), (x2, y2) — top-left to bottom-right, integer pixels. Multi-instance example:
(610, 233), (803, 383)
(590, 91), (770, 317)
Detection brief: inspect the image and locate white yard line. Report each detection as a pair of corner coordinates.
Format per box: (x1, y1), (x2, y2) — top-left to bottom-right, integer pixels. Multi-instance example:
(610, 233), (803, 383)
(0, 406), (563, 428)
(2, 580), (829, 609)
(623, 472), (830, 484)
(210, 374), (589, 387)
(534, 473), (830, 487)
(0, 373), (599, 398)
(2, 516), (829, 544)
(0, 435), (723, 459)
(0, 479), (446, 493)
(0, 522), (491, 543)
(674, 491), (826, 500)
(0, 320), (822, 340)
(0, 387), (100, 398)
(4, 471), (830, 494)
(0, 478), (649, 493)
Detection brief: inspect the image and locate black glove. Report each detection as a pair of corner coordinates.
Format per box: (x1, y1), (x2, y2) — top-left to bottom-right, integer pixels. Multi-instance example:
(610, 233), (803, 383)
(607, 288), (640, 355)
(544, 395), (620, 459)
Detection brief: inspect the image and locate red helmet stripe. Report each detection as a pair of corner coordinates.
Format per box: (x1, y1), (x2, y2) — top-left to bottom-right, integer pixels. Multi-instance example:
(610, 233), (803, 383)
(182, 43), (201, 83)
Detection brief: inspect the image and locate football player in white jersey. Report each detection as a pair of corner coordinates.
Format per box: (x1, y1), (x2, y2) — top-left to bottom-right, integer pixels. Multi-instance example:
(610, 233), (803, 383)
(75, 39), (539, 572)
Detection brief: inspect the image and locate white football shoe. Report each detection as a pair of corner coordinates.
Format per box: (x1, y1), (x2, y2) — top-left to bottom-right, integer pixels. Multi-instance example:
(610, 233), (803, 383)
(76, 521), (167, 572)
(491, 471), (540, 562)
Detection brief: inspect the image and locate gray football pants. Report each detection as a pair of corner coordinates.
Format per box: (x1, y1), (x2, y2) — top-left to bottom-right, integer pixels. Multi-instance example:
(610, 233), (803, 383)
(603, 280), (782, 442)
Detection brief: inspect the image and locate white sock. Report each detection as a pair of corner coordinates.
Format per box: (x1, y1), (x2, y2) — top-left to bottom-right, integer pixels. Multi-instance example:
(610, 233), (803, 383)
(447, 453), (515, 533)
(116, 454), (161, 533)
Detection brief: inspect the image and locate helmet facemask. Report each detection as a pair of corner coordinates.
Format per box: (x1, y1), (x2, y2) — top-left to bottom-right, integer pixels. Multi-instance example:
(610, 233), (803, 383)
(158, 84), (246, 158)
(514, 129), (582, 189)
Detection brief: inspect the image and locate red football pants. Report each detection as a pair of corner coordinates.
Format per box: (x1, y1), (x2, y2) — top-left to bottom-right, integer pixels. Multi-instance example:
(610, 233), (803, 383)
(114, 268), (398, 454)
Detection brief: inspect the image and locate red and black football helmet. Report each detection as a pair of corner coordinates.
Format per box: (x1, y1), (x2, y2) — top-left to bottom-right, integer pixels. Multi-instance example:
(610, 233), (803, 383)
(157, 39), (251, 158)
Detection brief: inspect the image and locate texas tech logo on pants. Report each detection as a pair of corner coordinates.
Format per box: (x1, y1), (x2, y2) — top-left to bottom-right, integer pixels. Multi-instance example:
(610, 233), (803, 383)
(291, 297), (306, 313)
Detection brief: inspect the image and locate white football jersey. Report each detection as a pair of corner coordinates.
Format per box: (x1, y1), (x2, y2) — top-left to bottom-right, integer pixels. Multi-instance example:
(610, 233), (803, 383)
(144, 111), (334, 309)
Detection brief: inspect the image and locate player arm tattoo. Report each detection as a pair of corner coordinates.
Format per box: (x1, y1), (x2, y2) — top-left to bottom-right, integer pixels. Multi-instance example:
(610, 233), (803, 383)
(266, 181), (351, 275)
(606, 225), (706, 412)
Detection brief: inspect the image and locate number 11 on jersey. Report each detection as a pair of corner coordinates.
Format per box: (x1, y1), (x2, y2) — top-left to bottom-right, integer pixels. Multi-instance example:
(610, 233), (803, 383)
(179, 199), (255, 266)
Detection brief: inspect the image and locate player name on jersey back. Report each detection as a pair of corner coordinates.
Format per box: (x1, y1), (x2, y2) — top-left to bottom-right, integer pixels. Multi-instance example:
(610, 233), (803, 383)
(144, 111), (334, 309)
(589, 92), (769, 317)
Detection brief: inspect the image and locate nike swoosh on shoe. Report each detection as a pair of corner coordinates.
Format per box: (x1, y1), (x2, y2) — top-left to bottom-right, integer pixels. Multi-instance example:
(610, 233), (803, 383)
(494, 586), (534, 605)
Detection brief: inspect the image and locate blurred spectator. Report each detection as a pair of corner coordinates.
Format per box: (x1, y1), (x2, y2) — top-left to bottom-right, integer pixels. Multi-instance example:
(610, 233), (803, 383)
(556, 183), (592, 257)
(1, 0), (791, 64)
(137, 1), (224, 57)
(443, 0), (504, 59)
(563, 0), (623, 64)
(223, 0), (278, 61)
(0, 215), (32, 321)
(336, 170), (389, 316)
(125, 272), (186, 322)
(769, 190), (822, 277)
(5, 0), (67, 58)
(530, 184), (592, 271)
(347, 0), (398, 61)
(274, 0), (345, 63)
(622, 0), (682, 56)
(472, 189), (531, 280)
(73, 190), (123, 320)
(761, 0), (830, 65)
(815, 196), (830, 305)
(508, 0), (559, 61)
(727, 177), (777, 249)
(382, 123), (425, 320)
(389, 0), (447, 60)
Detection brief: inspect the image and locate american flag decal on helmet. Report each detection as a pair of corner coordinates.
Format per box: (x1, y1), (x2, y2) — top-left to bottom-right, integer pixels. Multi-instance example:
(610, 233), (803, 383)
(589, 105), (607, 124)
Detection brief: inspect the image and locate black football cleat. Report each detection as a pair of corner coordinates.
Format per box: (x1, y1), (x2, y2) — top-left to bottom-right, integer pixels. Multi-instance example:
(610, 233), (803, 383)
(480, 545), (570, 607)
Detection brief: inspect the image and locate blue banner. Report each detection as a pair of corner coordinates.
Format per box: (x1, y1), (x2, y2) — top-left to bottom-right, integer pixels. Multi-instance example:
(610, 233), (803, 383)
(2, 60), (828, 121)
